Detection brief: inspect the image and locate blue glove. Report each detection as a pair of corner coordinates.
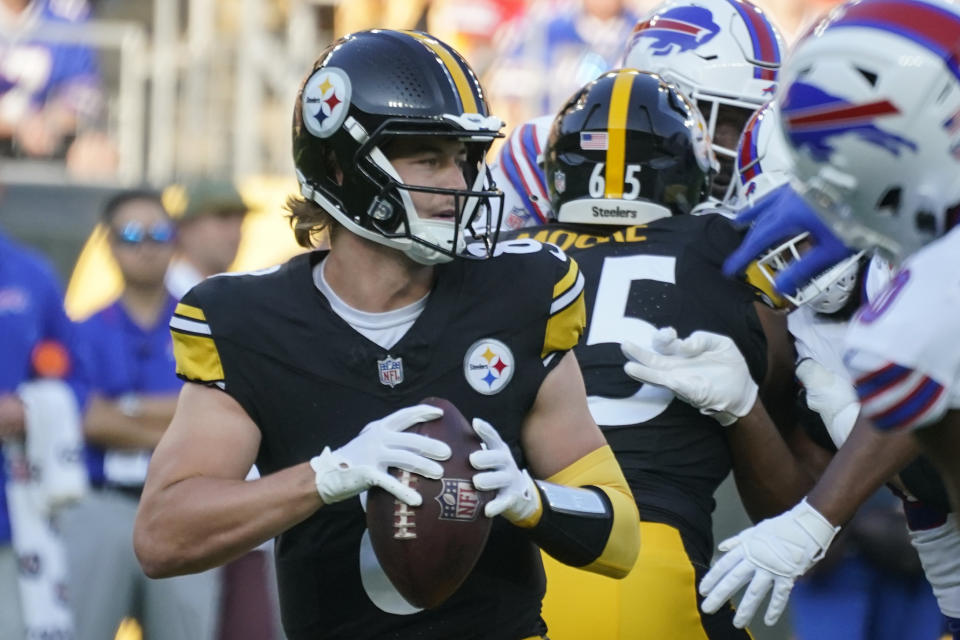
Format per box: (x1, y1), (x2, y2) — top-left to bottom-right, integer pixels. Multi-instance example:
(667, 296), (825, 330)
(723, 184), (855, 297)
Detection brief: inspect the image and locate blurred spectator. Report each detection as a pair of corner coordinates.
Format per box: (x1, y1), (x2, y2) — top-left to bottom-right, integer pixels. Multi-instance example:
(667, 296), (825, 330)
(486, 0), (639, 125)
(790, 490), (943, 640)
(163, 178), (247, 299)
(0, 0), (113, 170)
(0, 227), (86, 639)
(427, 0), (527, 74)
(162, 177), (284, 640)
(60, 190), (220, 640)
(334, 0), (430, 37)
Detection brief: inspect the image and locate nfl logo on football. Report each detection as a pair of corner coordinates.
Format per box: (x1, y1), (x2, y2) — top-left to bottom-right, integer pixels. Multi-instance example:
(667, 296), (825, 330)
(436, 479), (481, 521)
(378, 355), (404, 388)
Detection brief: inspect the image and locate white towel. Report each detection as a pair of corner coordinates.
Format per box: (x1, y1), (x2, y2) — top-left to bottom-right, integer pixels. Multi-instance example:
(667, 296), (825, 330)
(4, 443), (76, 638)
(3, 379), (88, 637)
(18, 379), (88, 513)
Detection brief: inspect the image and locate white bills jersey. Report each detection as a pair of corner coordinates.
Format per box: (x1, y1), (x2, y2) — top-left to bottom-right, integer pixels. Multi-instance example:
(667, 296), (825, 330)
(845, 227), (960, 432)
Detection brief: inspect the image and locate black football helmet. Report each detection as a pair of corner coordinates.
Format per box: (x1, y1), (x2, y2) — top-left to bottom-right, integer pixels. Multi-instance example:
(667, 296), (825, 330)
(292, 29), (504, 264)
(544, 69), (716, 225)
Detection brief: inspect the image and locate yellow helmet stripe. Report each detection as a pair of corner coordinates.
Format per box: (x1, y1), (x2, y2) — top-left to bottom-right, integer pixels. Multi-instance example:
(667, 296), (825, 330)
(605, 71), (634, 199)
(401, 30), (479, 114)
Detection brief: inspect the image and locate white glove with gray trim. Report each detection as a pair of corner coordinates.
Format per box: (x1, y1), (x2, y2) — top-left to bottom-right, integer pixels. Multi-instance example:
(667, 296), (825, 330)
(469, 417), (540, 524)
(310, 404), (451, 507)
(622, 327), (758, 426)
(699, 498), (840, 627)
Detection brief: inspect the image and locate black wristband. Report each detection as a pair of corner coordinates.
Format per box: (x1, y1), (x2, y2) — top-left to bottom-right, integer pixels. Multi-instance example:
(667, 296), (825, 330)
(527, 481), (613, 567)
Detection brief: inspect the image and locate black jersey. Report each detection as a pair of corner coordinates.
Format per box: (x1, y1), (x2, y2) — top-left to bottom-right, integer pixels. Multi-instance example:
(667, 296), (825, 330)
(506, 214), (768, 564)
(169, 242), (586, 640)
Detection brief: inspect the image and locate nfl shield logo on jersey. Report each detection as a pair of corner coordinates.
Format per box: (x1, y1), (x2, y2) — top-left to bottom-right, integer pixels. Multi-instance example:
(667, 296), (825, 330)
(377, 355), (404, 388)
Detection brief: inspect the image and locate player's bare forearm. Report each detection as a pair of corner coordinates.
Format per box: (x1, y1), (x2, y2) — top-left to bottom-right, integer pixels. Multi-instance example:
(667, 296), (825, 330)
(728, 399), (816, 521)
(137, 394), (180, 424)
(84, 395), (167, 450)
(913, 411), (960, 517)
(135, 463), (321, 577)
(807, 415), (919, 526)
(754, 302), (797, 432)
(134, 383), (322, 577)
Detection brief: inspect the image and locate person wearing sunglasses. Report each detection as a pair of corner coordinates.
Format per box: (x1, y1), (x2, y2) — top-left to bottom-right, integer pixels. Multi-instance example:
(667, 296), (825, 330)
(59, 190), (221, 640)
(163, 178), (248, 301)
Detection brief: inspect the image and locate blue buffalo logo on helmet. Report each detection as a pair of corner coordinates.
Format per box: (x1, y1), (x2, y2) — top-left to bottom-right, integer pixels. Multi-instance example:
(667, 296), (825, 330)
(435, 478), (482, 521)
(629, 6), (721, 56)
(782, 81), (917, 162)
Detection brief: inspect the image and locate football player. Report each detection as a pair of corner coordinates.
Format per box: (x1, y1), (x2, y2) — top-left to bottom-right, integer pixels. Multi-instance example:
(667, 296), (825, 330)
(504, 68), (813, 639)
(721, 0), (960, 516)
(488, 115), (554, 230)
(621, 0), (785, 206)
(639, 91), (960, 635)
(132, 30), (640, 640)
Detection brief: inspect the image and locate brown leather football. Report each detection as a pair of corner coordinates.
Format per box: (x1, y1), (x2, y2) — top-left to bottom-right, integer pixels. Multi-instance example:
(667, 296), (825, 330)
(366, 397), (493, 609)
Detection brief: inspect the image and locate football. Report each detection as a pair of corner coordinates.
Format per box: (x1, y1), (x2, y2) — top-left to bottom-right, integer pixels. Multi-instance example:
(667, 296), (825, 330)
(366, 397), (493, 609)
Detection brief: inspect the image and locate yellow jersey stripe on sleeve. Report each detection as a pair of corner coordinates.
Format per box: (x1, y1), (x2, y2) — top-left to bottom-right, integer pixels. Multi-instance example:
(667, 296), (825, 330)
(542, 286), (586, 359)
(174, 302), (206, 322)
(551, 269), (585, 316)
(544, 257), (586, 358)
(546, 445), (640, 579)
(553, 259), (579, 300)
(171, 329), (225, 383)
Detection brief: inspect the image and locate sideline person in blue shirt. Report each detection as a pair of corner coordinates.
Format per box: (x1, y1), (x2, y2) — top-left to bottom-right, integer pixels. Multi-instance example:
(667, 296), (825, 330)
(0, 228), (82, 638)
(60, 189), (220, 640)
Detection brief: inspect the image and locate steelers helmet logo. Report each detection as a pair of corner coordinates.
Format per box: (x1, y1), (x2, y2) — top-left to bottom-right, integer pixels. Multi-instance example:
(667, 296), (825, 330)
(463, 339), (515, 395)
(302, 67), (352, 139)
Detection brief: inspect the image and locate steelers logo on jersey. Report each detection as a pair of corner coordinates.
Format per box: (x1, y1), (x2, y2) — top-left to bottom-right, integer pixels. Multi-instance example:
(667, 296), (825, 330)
(463, 338), (515, 395)
(302, 67), (352, 139)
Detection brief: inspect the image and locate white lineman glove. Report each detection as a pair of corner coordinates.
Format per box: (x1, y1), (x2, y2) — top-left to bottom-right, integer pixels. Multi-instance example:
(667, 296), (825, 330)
(310, 404), (451, 507)
(622, 327), (758, 426)
(469, 417), (540, 525)
(699, 498), (840, 627)
(795, 358), (860, 449)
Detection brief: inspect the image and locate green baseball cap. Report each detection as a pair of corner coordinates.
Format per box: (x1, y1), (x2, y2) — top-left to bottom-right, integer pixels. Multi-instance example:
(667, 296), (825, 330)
(163, 178), (248, 221)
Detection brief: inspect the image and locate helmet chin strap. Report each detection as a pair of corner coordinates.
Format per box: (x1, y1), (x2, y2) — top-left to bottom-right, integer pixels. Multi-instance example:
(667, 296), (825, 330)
(405, 219), (458, 265)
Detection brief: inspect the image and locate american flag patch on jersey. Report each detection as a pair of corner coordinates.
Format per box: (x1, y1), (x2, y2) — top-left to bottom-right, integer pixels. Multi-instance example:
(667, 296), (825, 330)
(580, 132), (608, 150)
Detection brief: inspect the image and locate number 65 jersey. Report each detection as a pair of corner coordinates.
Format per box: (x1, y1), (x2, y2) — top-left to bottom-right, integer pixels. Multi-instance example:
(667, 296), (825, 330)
(506, 213), (769, 564)
(168, 242), (586, 640)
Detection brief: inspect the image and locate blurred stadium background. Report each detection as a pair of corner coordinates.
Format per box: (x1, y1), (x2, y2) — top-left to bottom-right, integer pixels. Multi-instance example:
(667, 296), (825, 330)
(1, 1), (851, 639)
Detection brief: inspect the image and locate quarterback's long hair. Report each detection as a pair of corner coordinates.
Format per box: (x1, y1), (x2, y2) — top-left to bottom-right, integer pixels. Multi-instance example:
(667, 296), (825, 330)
(286, 195), (339, 249)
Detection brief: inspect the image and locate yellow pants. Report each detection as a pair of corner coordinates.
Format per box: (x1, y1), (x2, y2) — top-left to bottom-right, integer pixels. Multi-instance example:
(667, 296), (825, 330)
(541, 521), (747, 640)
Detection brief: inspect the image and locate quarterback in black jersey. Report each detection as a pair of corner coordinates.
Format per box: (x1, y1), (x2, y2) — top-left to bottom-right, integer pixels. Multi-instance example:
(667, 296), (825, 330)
(503, 70), (812, 639)
(133, 31), (640, 640)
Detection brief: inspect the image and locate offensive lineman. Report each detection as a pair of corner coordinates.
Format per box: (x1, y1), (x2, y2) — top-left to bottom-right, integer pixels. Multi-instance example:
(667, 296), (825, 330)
(505, 69), (812, 639)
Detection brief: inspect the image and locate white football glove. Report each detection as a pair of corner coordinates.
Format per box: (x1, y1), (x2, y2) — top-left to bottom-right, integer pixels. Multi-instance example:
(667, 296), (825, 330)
(469, 417), (540, 525)
(622, 327), (758, 426)
(310, 404), (452, 507)
(795, 358), (860, 449)
(699, 498), (840, 627)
